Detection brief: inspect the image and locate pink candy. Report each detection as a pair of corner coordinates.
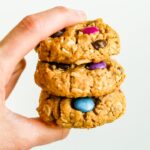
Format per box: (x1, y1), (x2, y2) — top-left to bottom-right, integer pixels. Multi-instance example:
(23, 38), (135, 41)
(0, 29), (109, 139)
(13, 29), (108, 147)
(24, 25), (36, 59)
(82, 26), (99, 34)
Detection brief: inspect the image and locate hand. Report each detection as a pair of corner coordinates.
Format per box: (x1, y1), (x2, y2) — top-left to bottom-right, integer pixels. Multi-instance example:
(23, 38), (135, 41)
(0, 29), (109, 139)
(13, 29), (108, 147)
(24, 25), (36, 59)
(0, 6), (86, 150)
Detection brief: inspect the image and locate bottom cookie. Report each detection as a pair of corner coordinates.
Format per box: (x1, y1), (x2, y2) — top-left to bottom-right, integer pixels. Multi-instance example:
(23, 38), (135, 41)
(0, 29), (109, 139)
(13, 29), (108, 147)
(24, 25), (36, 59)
(37, 90), (126, 128)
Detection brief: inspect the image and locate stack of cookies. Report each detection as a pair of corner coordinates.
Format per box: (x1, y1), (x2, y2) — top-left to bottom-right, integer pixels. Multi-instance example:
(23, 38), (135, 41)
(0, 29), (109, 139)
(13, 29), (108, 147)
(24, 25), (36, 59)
(34, 18), (126, 128)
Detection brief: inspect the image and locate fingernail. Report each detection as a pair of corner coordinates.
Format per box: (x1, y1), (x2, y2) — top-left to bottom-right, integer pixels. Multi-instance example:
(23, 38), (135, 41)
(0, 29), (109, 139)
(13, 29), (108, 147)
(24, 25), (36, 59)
(74, 10), (87, 21)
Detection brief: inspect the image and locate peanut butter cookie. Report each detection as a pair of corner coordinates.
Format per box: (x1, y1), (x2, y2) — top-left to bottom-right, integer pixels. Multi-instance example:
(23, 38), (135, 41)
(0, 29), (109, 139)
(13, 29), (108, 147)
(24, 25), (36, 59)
(37, 90), (126, 128)
(35, 18), (120, 64)
(34, 59), (125, 98)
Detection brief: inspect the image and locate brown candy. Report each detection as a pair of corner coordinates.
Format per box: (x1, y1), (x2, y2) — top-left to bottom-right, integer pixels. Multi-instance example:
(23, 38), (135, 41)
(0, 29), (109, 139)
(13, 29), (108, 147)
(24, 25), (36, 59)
(51, 28), (66, 38)
(92, 40), (107, 50)
(50, 62), (70, 70)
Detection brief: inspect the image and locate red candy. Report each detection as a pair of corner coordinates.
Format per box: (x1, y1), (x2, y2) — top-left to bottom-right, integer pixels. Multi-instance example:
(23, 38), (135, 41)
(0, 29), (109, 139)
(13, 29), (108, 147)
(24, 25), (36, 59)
(82, 26), (99, 34)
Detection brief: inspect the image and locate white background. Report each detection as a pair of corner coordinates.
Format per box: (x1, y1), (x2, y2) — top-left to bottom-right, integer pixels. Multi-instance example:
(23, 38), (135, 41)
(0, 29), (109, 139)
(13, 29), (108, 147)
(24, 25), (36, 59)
(0, 0), (150, 149)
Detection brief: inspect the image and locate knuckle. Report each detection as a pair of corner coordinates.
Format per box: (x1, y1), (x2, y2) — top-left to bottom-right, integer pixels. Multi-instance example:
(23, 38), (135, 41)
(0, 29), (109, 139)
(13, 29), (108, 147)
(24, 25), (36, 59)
(20, 15), (41, 32)
(54, 6), (69, 14)
(17, 59), (26, 71)
(14, 59), (26, 73)
(20, 59), (26, 70)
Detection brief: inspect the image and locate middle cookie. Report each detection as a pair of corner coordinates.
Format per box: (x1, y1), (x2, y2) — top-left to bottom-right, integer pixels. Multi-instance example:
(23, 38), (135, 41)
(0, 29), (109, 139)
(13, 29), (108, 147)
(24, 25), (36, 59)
(35, 59), (125, 98)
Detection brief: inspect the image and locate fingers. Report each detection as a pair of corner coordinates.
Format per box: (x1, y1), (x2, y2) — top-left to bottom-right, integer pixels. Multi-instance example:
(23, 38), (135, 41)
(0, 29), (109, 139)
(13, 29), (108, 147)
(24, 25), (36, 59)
(3, 108), (70, 149)
(5, 59), (26, 99)
(0, 6), (86, 83)
(28, 118), (70, 147)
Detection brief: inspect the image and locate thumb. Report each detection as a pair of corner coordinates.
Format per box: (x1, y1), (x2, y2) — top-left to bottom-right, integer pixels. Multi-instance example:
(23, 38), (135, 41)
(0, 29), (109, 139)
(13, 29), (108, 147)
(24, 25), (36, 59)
(2, 109), (70, 149)
(28, 118), (70, 147)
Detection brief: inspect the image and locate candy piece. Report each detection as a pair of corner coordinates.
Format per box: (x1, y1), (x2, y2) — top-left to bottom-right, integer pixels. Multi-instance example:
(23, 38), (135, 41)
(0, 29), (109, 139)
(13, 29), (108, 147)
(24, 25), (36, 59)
(73, 97), (95, 113)
(86, 61), (107, 70)
(92, 40), (107, 50)
(82, 26), (99, 34)
(56, 63), (70, 70)
(51, 28), (66, 38)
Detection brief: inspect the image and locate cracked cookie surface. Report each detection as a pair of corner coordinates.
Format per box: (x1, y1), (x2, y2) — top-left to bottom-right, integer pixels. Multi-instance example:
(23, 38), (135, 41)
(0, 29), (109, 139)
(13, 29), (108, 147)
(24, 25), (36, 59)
(35, 18), (120, 65)
(34, 59), (125, 98)
(37, 90), (126, 128)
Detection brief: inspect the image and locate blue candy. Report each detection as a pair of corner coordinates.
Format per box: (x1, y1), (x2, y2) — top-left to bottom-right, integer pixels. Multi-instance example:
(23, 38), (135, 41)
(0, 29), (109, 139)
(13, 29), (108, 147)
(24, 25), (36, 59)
(73, 97), (95, 113)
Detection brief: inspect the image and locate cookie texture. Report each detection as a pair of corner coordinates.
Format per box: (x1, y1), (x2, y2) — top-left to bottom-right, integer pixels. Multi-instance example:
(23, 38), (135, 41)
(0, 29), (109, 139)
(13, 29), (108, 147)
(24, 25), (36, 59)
(37, 90), (126, 128)
(34, 59), (125, 98)
(35, 18), (120, 65)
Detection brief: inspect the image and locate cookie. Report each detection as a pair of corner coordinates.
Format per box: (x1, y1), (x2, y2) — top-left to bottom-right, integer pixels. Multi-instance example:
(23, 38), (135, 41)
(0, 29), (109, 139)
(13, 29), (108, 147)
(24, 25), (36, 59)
(37, 90), (126, 128)
(34, 59), (125, 98)
(35, 18), (120, 65)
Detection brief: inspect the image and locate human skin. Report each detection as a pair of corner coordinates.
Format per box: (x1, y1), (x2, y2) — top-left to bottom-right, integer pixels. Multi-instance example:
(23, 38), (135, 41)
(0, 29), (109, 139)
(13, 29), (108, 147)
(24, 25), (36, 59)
(0, 6), (86, 150)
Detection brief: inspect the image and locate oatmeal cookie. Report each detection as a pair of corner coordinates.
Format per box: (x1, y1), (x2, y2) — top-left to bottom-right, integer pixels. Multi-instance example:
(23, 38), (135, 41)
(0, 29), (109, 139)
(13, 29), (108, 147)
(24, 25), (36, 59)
(35, 18), (120, 64)
(37, 90), (126, 128)
(34, 59), (125, 98)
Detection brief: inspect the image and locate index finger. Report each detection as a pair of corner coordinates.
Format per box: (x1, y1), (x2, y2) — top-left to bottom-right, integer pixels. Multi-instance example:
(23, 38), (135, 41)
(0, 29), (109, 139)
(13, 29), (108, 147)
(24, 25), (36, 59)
(0, 6), (86, 81)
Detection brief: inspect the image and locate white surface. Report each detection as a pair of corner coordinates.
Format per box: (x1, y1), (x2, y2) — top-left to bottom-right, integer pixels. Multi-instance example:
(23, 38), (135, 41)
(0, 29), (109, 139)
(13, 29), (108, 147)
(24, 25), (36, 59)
(0, 0), (150, 149)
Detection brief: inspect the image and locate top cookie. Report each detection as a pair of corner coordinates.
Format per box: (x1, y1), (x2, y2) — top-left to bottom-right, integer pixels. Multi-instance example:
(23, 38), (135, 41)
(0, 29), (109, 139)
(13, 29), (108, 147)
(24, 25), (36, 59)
(35, 18), (120, 65)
